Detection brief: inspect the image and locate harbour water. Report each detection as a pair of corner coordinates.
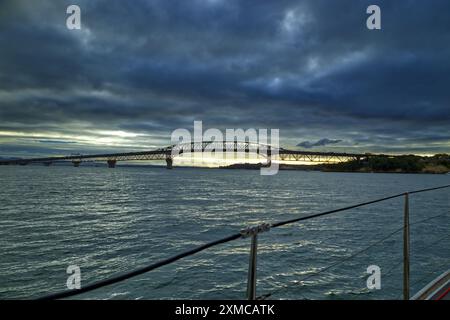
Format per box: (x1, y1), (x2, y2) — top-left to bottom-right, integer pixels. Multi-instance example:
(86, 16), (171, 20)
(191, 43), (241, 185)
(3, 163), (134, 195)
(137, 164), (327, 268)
(0, 166), (448, 299)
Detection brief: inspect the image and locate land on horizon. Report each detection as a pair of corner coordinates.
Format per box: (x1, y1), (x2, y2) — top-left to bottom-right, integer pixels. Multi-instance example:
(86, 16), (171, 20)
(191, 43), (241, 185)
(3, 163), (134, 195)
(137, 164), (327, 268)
(4, 153), (448, 174)
(220, 154), (450, 174)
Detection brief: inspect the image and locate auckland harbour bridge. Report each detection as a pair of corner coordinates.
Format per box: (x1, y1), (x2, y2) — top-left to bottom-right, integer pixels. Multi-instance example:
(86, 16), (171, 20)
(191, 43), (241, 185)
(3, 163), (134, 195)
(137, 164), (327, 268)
(0, 141), (394, 169)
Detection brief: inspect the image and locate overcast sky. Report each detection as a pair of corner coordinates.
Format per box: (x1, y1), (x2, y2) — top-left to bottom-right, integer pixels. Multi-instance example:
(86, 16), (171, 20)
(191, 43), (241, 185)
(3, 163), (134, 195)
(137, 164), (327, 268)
(1, 0), (449, 158)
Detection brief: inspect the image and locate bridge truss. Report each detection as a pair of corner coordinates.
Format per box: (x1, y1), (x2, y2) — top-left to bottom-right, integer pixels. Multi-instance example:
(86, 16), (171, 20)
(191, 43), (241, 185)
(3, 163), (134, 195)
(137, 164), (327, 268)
(0, 141), (373, 168)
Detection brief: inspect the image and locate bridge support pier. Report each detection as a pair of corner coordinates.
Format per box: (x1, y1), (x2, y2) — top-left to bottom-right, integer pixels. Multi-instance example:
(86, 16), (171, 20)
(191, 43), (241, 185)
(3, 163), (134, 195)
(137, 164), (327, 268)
(165, 157), (173, 169)
(107, 160), (117, 168)
(72, 160), (81, 167)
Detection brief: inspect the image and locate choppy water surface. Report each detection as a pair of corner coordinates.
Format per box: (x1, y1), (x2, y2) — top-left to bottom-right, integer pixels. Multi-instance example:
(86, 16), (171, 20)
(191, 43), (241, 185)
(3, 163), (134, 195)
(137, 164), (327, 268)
(0, 166), (448, 299)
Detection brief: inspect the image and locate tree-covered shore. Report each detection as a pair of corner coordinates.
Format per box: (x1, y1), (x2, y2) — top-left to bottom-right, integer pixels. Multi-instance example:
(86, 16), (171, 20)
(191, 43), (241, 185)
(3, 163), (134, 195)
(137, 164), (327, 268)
(319, 154), (450, 174)
(220, 154), (450, 174)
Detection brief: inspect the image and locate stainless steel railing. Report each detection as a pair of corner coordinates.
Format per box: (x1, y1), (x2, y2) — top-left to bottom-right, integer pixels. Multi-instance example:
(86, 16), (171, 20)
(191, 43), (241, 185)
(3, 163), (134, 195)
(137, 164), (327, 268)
(35, 184), (449, 300)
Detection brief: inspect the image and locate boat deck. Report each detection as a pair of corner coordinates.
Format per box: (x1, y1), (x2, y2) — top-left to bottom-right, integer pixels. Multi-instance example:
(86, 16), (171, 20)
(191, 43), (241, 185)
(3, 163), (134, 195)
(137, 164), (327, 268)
(412, 270), (450, 300)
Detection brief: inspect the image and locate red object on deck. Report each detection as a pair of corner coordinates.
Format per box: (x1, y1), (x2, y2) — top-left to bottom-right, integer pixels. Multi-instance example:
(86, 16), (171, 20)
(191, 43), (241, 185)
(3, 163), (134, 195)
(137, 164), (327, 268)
(436, 287), (449, 300)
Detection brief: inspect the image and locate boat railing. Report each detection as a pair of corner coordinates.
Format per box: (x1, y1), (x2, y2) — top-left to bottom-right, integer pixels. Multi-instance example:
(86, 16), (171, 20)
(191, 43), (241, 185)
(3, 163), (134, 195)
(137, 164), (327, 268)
(35, 184), (450, 300)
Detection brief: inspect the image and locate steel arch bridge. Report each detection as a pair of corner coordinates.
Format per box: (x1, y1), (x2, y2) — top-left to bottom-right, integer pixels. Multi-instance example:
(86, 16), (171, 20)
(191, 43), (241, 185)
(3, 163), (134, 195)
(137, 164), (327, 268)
(0, 141), (379, 168)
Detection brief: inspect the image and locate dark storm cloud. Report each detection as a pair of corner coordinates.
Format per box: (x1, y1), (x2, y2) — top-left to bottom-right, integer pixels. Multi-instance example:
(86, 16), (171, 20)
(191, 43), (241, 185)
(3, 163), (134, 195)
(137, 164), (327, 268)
(297, 138), (342, 149)
(0, 0), (449, 156)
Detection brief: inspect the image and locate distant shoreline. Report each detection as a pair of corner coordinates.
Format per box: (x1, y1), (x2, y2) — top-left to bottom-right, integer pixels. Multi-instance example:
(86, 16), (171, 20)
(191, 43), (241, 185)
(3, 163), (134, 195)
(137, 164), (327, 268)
(2, 154), (449, 174)
(219, 155), (450, 174)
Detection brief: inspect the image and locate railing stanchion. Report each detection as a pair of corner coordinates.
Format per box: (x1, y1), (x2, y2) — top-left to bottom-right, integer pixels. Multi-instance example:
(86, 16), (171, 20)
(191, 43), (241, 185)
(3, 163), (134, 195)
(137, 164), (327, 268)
(240, 223), (270, 300)
(247, 234), (258, 300)
(403, 192), (410, 300)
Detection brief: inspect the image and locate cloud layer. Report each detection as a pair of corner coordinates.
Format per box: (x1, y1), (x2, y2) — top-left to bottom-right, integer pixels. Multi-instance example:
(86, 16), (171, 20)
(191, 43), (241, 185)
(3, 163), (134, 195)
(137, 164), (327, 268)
(0, 0), (449, 157)
(297, 138), (342, 149)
